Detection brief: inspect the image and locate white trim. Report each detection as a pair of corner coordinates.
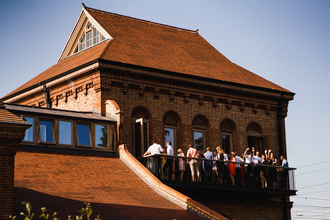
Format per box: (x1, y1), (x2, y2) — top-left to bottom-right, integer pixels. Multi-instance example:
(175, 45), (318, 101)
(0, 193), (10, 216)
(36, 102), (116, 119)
(57, 7), (112, 62)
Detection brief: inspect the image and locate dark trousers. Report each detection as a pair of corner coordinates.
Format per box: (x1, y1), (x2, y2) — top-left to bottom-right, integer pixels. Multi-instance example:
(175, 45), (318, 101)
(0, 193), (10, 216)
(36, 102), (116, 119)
(164, 159), (173, 180)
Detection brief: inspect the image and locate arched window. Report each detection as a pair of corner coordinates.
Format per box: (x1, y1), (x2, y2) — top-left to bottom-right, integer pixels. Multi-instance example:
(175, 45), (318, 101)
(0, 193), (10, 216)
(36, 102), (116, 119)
(163, 111), (180, 151)
(220, 119), (236, 154)
(193, 115), (208, 151)
(246, 122), (263, 154)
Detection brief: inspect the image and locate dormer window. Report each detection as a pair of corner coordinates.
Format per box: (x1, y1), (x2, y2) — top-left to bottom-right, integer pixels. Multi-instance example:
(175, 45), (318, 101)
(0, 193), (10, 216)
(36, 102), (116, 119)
(74, 22), (106, 54)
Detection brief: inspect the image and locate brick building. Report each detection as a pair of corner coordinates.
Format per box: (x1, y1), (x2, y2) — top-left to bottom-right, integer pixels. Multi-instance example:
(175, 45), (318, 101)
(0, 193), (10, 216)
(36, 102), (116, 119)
(1, 4), (295, 220)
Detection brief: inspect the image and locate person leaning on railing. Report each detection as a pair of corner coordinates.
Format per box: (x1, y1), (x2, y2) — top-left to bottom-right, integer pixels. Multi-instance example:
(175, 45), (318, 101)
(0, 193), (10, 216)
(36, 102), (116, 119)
(186, 144), (200, 182)
(143, 140), (163, 177)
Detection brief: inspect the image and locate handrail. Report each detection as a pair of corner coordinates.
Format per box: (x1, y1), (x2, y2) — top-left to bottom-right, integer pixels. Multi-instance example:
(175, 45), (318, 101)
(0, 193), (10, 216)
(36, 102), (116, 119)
(139, 154), (296, 191)
(141, 154), (296, 170)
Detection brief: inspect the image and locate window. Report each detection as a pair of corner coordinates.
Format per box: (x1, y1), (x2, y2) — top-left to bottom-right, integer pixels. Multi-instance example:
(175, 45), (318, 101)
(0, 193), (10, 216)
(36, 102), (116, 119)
(194, 131), (204, 151)
(86, 31), (93, 48)
(59, 121), (72, 145)
(193, 115), (207, 151)
(163, 112), (179, 151)
(94, 28), (99, 44)
(95, 125), (107, 148)
(77, 123), (91, 146)
(39, 120), (54, 143)
(74, 23), (106, 54)
(221, 134), (232, 154)
(165, 127), (175, 149)
(220, 119), (236, 154)
(80, 35), (86, 51)
(23, 117), (33, 142)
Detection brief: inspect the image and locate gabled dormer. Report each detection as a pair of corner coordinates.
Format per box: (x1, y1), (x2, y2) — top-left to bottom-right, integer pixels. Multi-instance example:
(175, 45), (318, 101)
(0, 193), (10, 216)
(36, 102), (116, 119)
(58, 4), (112, 62)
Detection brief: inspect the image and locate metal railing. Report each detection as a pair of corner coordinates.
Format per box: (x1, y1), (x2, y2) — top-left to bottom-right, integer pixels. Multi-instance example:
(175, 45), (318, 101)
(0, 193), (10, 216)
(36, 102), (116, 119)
(138, 154), (296, 192)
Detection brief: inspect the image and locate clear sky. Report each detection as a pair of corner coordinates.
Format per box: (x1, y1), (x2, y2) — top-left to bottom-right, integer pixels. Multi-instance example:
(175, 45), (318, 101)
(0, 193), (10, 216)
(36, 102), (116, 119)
(1, 0), (330, 218)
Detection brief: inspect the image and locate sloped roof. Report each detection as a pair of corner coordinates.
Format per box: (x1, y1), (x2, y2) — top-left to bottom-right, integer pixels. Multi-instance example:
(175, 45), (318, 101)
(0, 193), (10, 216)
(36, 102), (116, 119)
(3, 5), (291, 99)
(0, 100), (30, 125)
(14, 151), (201, 220)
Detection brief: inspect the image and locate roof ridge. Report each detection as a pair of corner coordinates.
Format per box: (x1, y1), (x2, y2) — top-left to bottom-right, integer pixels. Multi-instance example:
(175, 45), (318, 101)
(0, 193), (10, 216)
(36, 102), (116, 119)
(85, 6), (198, 34)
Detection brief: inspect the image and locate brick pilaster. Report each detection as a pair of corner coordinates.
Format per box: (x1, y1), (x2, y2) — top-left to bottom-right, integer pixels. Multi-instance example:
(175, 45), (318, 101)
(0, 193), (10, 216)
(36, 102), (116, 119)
(0, 124), (29, 220)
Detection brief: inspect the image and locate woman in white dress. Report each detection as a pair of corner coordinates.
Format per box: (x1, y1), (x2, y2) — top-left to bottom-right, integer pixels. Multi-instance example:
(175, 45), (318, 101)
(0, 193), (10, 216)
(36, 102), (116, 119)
(177, 148), (185, 181)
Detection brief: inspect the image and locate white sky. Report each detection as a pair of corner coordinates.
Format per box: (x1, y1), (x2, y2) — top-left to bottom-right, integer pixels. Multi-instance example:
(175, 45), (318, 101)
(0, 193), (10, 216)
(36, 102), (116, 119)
(1, 0), (330, 218)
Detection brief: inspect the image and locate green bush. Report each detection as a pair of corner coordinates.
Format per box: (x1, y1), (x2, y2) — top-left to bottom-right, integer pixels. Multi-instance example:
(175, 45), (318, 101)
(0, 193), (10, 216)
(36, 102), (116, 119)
(9, 202), (101, 220)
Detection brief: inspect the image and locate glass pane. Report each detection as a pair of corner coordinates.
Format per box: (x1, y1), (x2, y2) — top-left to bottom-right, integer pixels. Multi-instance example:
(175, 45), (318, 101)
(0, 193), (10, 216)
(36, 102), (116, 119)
(221, 134), (231, 154)
(77, 124), (90, 146)
(194, 131), (203, 151)
(87, 31), (92, 47)
(80, 35), (85, 50)
(165, 128), (175, 149)
(59, 121), (71, 145)
(94, 28), (99, 44)
(39, 120), (54, 142)
(23, 117), (33, 142)
(96, 125), (107, 148)
(101, 34), (106, 41)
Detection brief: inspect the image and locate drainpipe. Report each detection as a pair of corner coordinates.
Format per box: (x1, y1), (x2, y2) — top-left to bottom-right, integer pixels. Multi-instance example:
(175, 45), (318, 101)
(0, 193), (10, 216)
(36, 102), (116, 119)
(43, 84), (51, 108)
(278, 92), (288, 220)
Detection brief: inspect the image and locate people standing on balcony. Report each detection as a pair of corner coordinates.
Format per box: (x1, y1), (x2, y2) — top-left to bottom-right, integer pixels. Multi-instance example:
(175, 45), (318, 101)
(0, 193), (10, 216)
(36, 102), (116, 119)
(143, 140), (164, 177)
(177, 148), (185, 181)
(252, 150), (263, 187)
(164, 141), (174, 180)
(160, 146), (167, 179)
(212, 150), (218, 183)
(215, 146), (224, 184)
(280, 155), (289, 189)
(260, 153), (268, 188)
(203, 147), (213, 183)
(228, 152), (236, 185)
(187, 144), (200, 182)
(234, 152), (245, 186)
(222, 148), (229, 184)
(267, 150), (278, 188)
(243, 147), (253, 186)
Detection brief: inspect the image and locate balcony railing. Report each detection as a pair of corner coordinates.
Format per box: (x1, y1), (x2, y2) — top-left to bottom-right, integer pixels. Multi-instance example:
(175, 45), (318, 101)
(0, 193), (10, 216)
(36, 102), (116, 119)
(138, 154), (296, 195)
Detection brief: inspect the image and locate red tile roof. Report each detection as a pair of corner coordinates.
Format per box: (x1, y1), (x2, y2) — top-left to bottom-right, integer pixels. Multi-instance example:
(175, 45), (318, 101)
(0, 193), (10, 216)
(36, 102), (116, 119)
(14, 151), (202, 220)
(4, 5), (291, 99)
(0, 101), (30, 125)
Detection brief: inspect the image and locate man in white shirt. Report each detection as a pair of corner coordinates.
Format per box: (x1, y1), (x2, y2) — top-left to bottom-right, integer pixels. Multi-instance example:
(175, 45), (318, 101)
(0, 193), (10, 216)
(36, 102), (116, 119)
(143, 140), (163, 177)
(164, 141), (174, 180)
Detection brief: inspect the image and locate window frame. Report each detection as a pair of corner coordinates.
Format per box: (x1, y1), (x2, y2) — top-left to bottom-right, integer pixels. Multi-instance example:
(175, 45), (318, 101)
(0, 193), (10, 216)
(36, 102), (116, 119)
(95, 124), (109, 149)
(193, 129), (205, 152)
(76, 122), (92, 148)
(164, 126), (177, 152)
(22, 116), (35, 143)
(58, 120), (73, 146)
(38, 118), (55, 144)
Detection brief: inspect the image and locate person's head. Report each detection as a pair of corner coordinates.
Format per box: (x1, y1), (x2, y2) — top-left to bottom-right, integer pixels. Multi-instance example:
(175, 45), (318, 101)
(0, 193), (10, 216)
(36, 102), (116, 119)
(231, 152), (236, 157)
(256, 151), (260, 157)
(154, 140), (158, 144)
(280, 156), (285, 160)
(213, 150), (217, 156)
(177, 148), (183, 154)
(216, 146), (221, 153)
(270, 152), (274, 159)
(261, 154), (266, 160)
(188, 144), (193, 148)
(206, 147), (211, 152)
(167, 141), (171, 146)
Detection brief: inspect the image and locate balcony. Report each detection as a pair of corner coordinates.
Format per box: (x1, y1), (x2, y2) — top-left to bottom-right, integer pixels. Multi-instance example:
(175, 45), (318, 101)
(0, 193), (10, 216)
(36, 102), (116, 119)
(138, 154), (296, 197)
